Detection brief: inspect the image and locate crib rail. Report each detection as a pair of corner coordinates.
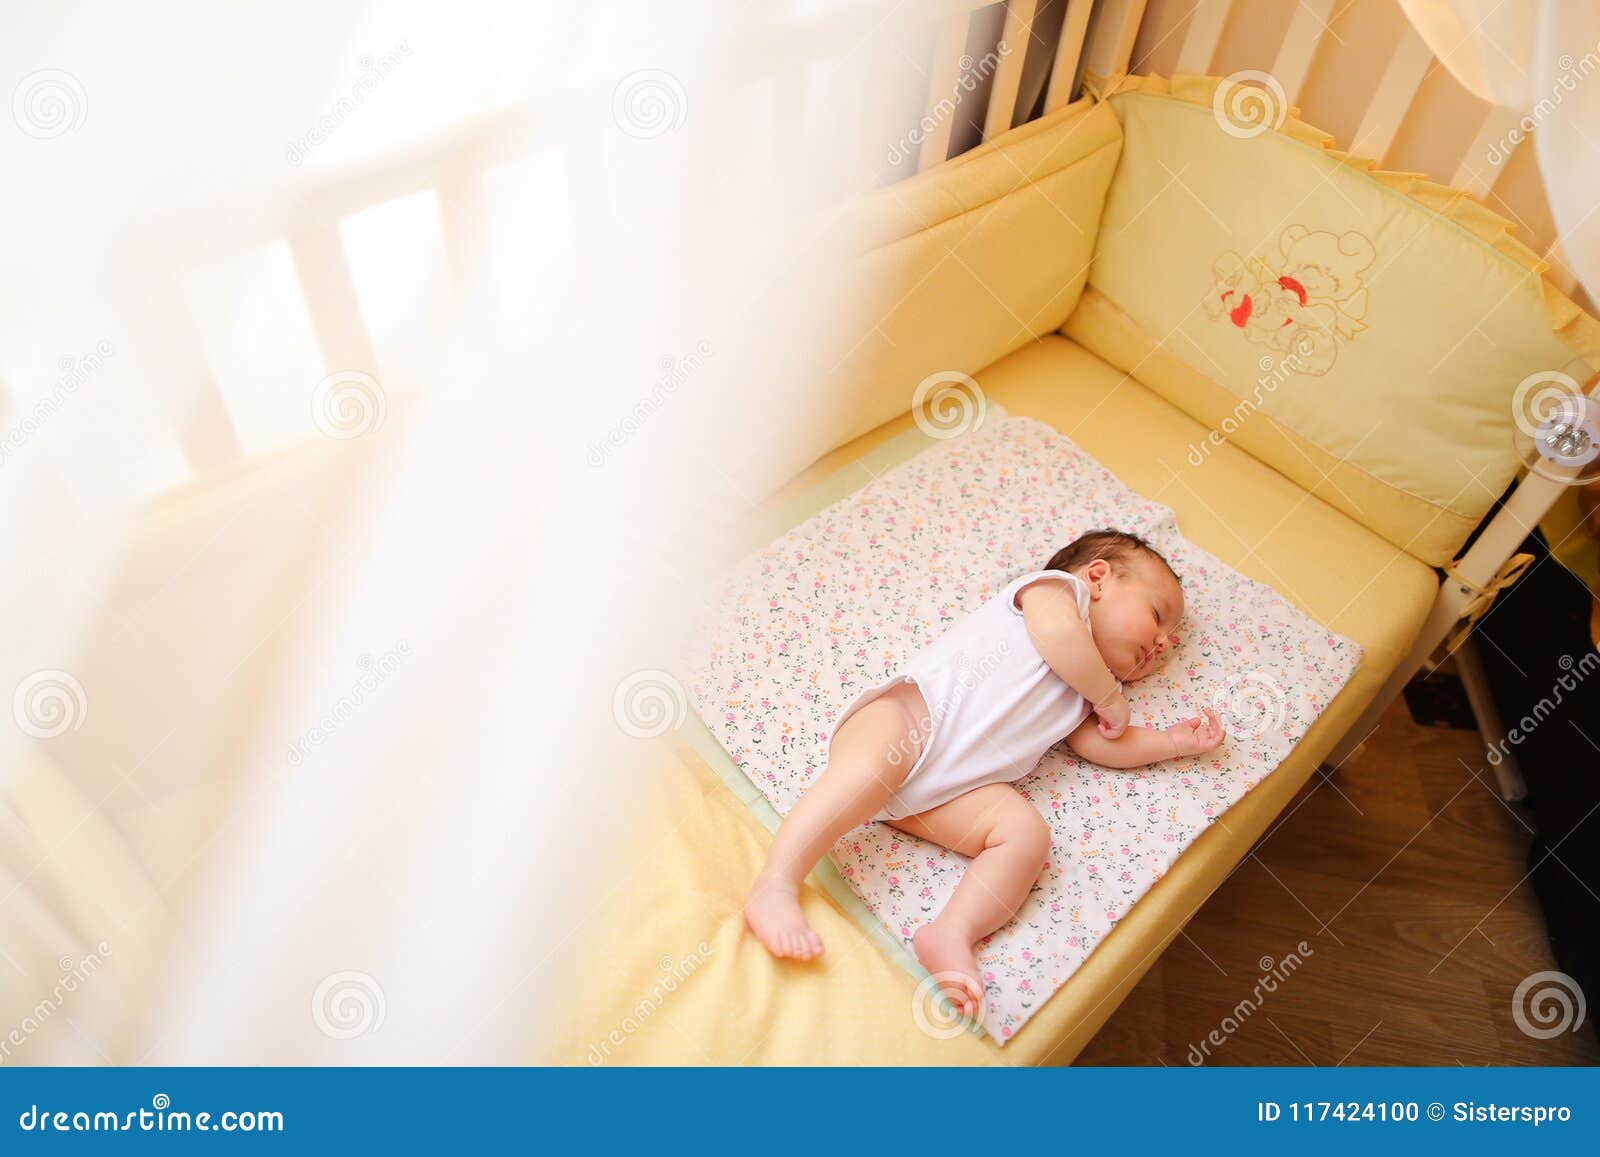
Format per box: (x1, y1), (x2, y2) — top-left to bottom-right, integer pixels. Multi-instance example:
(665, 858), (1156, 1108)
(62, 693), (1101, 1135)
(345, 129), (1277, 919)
(95, 0), (1587, 500)
(907, 0), (1584, 301)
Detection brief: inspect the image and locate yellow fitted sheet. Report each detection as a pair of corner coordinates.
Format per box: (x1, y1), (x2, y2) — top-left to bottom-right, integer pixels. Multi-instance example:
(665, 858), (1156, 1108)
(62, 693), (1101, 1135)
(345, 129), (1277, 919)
(554, 334), (1440, 1065)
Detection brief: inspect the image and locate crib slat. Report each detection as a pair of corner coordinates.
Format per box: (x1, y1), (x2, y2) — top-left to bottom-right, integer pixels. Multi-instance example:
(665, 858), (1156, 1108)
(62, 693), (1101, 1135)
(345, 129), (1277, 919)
(436, 175), (490, 290)
(138, 281), (245, 473)
(1174, 0), (1233, 77)
(1271, 0), (1335, 106)
(918, 10), (975, 171)
(984, 0), (1039, 139)
(1352, 24), (1433, 163)
(1044, 0), (1095, 112)
(288, 225), (381, 379)
(175, 363), (246, 474)
(1455, 104), (1523, 197)
(1082, 0), (1147, 81)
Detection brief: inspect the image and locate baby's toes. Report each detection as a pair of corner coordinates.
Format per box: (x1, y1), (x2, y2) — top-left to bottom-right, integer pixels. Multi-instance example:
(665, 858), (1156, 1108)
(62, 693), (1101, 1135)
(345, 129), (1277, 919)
(960, 981), (984, 1019)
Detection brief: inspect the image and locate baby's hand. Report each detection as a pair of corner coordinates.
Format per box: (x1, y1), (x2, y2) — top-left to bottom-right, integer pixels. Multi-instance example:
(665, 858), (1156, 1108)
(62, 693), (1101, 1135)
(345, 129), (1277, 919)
(1164, 707), (1226, 758)
(1095, 689), (1131, 739)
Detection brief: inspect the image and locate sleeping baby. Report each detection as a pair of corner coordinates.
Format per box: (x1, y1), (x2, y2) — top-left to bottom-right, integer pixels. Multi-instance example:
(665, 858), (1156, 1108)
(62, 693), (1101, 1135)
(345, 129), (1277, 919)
(742, 528), (1227, 1020)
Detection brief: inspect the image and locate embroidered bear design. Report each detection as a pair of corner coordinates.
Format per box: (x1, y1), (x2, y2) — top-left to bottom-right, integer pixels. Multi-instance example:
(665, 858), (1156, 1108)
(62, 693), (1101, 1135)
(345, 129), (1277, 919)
(1203, 226), (1376, 376)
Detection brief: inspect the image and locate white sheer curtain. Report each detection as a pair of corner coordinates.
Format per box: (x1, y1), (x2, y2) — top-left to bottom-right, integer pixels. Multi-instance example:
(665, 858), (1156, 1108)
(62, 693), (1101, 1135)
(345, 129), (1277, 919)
(1, 0), (928, 1062)
(1397, 0), (1600, 305)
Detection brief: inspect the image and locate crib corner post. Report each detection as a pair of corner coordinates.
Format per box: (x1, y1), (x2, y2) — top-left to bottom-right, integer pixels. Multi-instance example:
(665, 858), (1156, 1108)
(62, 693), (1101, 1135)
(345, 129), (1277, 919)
(1318, 591), (1453, 774)
(1323, 466), (1573, 774)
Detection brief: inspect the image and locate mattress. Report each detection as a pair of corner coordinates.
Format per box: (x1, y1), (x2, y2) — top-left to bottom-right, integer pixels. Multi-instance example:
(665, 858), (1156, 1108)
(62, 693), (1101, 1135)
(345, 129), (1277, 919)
(682, 407), (1364, 1043)
(554, 334), (1439, 1064)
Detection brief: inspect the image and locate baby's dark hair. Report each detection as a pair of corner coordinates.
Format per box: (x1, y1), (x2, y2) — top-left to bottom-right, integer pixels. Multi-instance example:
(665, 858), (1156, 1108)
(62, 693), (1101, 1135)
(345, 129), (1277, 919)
(1045, 528), (1180, 587)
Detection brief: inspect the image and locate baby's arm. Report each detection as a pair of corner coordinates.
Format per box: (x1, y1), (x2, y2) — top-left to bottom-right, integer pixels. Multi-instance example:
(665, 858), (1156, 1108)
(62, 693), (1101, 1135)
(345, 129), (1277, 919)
(1015, 579), (1127, 732)
(1064, 707), (1226, 769)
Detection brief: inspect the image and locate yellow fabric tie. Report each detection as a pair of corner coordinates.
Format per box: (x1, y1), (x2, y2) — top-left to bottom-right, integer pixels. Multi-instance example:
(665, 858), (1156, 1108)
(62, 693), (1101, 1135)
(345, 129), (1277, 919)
(1440, 552), (1535, 652)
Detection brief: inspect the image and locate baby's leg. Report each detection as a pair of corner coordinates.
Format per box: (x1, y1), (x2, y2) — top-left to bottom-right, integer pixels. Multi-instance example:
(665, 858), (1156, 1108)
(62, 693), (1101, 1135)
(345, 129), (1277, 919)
(744, 684), (924, 960)
(887, 784), (1051, 1018)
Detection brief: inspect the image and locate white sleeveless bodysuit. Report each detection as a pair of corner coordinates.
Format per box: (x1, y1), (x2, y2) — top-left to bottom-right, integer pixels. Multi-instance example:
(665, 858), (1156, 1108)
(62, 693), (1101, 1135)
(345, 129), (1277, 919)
(824, 569), (1097, 822)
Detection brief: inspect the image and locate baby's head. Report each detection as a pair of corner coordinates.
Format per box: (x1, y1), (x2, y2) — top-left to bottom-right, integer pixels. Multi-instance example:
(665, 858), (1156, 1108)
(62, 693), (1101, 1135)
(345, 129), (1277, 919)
(1046, 529), (1183, 683)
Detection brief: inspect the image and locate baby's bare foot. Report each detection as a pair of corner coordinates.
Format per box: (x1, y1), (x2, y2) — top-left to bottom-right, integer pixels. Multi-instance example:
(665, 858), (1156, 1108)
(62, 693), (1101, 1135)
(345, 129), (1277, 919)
(743, 881), (825, 960)
(912, 923), (984, 1020)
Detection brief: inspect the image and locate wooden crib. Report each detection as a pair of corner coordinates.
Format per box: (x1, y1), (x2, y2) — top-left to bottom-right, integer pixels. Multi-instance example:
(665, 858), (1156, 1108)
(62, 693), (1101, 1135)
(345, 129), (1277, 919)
(557, 7), (1600, 1064)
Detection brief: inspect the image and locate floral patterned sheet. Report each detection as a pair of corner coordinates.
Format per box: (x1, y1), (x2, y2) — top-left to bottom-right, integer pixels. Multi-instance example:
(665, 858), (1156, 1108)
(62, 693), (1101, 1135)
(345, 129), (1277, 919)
(681, 415), (1362, 1044)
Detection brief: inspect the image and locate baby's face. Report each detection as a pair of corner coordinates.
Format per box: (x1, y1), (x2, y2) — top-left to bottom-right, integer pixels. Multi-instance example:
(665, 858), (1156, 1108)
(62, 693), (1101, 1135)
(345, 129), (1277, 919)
(1077, 556), (1182, 683)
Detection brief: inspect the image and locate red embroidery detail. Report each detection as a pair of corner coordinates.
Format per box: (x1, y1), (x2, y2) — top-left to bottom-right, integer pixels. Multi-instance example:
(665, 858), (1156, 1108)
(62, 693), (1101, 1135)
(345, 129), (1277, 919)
(1277, 274), (1308, 305)
(1229, 294), (1253, 327)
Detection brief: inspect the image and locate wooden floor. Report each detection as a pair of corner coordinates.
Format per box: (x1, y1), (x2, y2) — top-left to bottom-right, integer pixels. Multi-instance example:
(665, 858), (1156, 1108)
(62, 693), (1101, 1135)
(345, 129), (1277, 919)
(1076, 682), (1600, 1066)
